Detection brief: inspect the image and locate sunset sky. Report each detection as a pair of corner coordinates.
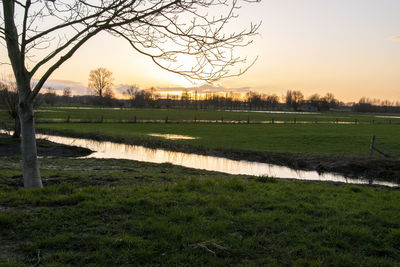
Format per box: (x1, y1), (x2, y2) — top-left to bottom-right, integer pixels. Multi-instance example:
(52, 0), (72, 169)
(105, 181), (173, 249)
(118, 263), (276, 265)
(1, 0), (400, 102)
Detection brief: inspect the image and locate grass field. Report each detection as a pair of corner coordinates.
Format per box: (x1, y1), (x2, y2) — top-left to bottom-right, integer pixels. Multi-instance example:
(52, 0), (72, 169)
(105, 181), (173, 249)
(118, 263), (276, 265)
(2, 106), (400, 124)
(1, 107), (400, 265)
(36, 122), (400, 157)
(1, 156), (400, 266)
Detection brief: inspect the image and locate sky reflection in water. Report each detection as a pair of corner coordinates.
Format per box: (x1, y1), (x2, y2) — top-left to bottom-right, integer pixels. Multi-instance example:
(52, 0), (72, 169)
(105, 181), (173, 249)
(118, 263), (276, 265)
(36, 133), (398, 187)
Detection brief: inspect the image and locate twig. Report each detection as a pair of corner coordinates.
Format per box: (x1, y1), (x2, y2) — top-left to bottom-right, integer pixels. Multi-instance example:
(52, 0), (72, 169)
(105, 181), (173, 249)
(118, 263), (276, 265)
(190, 242), (216, 256)
(31, 249), (41, 267)
(189, 240), (231, 256)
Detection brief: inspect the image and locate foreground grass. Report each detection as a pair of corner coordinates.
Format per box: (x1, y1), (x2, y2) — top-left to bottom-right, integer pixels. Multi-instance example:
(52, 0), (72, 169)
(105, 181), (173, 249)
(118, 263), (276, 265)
(1, 156), (400, 266)
(37, 122), (400, 156)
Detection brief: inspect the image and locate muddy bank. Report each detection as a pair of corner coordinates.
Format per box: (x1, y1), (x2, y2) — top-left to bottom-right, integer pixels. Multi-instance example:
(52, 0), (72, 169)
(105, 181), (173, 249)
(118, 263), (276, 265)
(0, 133), (92, 157)
(37, 130), (400, 183)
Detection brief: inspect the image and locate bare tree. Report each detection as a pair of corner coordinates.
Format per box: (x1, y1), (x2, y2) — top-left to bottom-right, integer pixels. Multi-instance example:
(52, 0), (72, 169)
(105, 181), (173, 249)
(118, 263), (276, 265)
(125, 85), (140, 101)
(125, 85), (159, 107)
(285, 90), (304, 111)
(63, 87), (71, 98)
(88, 68), (114, 98)
(1, 0), (259, 188)
(42, 87), (57, 106)
(0, 81), (20, 137)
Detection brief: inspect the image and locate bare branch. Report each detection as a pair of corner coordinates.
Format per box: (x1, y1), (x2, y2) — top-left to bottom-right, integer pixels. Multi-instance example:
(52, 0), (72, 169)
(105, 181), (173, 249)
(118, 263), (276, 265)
(4, 0), (260, 97)
(31, 27), (103, 99)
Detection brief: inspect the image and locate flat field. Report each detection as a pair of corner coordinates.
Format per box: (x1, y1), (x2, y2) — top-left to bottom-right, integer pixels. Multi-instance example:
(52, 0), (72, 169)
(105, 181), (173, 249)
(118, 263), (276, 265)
(36, 122), (400, 157)
(2, 106), (400, 124)
(1, 108), (400, 265)
(1, 155), (399, 266)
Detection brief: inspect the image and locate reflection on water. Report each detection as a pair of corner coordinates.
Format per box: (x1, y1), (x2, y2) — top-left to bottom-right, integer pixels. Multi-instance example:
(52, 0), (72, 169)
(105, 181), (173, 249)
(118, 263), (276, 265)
(375, 116), (400, 119)
(148, 133), (198, 140)
(34, 133), (398, 187)
(33, 118), (361, 124)
(224, 110), (321, 115)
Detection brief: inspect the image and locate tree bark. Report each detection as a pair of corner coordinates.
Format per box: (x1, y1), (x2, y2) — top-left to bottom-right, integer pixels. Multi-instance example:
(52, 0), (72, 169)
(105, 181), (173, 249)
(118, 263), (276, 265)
(3, 1), (42, 188)
(12, 115), (21, 138)
(19, 90), (42, 188)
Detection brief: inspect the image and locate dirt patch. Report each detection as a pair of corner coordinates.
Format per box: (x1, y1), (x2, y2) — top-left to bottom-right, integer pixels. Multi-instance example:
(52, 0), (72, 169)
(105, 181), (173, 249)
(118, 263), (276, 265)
(0, 133), (92, 157)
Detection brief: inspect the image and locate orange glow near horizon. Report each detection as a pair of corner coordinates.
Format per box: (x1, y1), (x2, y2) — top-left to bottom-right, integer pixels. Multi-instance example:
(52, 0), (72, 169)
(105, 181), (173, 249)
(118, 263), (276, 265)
(1, 1), (400, 102)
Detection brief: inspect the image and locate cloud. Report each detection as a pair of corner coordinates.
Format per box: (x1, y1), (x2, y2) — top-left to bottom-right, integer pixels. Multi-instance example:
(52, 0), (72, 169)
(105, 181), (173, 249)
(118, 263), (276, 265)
(388, 36), (400, 40)
(33, 79), (89, 95)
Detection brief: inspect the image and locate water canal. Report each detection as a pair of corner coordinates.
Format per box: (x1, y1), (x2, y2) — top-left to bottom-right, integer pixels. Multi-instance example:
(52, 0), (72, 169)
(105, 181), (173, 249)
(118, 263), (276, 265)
(35, 133), (398, 187)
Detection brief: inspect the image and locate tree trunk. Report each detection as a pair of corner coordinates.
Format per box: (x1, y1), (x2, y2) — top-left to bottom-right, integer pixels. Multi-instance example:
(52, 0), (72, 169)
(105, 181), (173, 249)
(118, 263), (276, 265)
(19, 99), (42, 188)
(12, 115), (21, 138)
(3, 0), (42, 188)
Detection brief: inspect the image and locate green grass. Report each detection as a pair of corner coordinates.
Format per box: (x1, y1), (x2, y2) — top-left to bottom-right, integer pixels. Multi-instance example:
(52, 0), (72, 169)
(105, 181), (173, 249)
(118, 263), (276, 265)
(1, 156), (399, 266)
(36, 122), (400, 156)
(2, 106), (400, 124)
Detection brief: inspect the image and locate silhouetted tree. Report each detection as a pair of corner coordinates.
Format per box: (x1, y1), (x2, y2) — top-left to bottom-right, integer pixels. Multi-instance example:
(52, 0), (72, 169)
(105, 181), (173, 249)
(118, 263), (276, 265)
(88, 68), (114, 98)
(0, 82), (20, 137)
(1, 0), (259, 188)
(265, 94), (279, 109)
(42, 88), (57, 106)
(285, 90), (304, 111)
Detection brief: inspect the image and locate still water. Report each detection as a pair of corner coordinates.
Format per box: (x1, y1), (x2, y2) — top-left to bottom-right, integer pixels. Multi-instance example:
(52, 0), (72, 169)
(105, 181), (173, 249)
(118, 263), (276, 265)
(35, 133), (398, 187)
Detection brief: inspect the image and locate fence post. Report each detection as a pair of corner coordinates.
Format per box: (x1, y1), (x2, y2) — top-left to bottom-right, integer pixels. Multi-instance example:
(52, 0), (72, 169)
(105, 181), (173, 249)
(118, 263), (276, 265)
(369, 135), (376, 157)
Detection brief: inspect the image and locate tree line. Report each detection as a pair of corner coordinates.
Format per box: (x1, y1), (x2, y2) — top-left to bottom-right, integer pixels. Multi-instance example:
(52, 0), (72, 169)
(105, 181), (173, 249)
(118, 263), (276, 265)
(2, 80), (399, 117)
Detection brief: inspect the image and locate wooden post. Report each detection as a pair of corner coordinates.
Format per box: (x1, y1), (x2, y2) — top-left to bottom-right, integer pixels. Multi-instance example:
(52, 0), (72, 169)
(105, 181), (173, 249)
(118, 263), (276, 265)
(369, 135), (375, 157)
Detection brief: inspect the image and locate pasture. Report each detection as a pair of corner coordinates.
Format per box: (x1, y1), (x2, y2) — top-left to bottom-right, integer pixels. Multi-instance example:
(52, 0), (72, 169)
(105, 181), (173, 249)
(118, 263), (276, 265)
(1, 107), (400, 265)
(2, 106), (400, 124)
(1, 155), (400, 266)
(36, 122), (400, 157)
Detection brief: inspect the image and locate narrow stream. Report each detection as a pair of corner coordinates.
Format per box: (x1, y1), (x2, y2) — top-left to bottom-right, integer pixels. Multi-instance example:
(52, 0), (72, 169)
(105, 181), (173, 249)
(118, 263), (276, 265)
(35, 133), (398, 187)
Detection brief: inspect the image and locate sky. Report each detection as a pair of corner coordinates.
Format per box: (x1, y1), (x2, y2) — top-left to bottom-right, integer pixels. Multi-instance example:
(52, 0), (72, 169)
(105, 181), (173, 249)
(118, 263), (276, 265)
(1, 0), (400, 102)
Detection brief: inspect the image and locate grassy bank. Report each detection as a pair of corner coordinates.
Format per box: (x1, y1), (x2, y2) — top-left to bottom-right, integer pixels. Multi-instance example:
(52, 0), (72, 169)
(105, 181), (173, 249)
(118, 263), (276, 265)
(1, 155), (400, 266)
(36, 122), (400, 156)
(35, 122), (400, 182)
